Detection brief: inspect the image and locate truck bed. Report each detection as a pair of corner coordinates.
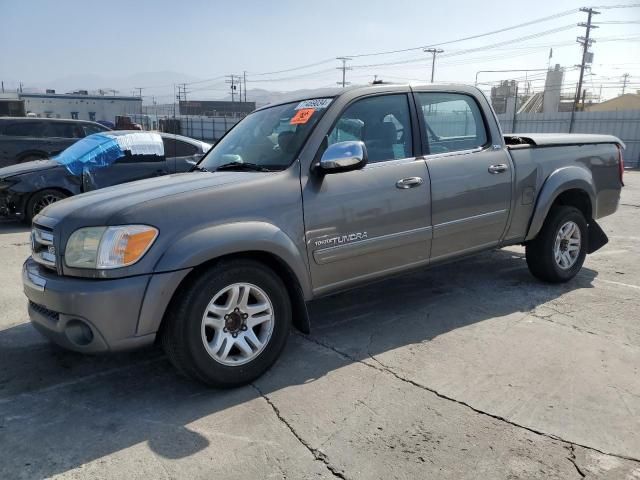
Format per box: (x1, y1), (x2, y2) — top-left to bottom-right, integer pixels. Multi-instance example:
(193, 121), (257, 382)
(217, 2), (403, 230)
(504, 133), (625, 149)
(502, 137), (623, 244)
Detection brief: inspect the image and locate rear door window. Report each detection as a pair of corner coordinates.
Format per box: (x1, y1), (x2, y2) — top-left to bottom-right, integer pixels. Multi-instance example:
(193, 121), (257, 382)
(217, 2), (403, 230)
(163, 137), (199, 158)
(174, 139), (199, 156)
(82, 123), (107, 136)
(45, 122), (83, 138)
(415, 92), (488, 154)
(2, 121), (46, 137)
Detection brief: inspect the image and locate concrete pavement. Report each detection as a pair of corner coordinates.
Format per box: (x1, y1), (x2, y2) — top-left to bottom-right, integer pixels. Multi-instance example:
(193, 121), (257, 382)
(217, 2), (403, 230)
(1, 173), (640, 479)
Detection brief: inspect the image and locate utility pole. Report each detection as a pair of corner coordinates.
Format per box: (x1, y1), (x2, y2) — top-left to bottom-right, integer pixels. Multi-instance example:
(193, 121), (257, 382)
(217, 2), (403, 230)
(574, 7), (599, 111)
(336, 57), (352, 88)
(134, 87), (143, 114)
(181, 83), (187, 102)
(424, 48), (444, 83)
(225, 75), (238, 102)
(243, 71), (247, 103)
(621, 73), (630, 94)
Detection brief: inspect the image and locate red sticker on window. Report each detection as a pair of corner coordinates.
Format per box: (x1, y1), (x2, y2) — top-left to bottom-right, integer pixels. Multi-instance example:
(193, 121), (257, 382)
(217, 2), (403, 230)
(290, 108), (315, 125)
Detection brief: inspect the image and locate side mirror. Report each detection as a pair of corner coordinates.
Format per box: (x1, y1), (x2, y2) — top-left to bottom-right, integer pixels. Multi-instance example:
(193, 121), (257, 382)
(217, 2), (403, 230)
(318, 141), (367, 173)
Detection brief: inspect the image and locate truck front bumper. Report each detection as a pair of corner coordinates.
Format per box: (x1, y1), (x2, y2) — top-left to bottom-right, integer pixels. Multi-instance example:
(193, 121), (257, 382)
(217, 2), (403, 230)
(22, 258), (188, 353)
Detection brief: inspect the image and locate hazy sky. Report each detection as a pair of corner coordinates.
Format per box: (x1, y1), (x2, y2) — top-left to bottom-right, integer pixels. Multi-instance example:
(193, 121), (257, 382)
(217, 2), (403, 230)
(1, 0), (638, 101)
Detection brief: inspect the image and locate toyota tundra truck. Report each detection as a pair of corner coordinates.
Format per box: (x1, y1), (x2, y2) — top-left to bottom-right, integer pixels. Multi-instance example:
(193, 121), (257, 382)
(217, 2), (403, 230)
(22, 84), (624, 387)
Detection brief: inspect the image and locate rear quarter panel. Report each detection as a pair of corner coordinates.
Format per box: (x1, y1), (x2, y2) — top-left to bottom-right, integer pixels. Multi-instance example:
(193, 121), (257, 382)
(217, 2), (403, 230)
(505, 143), (621, 243)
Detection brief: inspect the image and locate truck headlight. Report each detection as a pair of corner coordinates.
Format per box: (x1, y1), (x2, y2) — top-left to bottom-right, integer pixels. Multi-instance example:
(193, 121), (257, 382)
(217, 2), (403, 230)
(65, 225), (158, 269)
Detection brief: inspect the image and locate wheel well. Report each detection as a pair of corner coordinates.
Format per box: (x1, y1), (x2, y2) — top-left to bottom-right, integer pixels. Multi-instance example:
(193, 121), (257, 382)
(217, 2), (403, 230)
(551, 189), (592, 221)
(158, 251), (311, 338)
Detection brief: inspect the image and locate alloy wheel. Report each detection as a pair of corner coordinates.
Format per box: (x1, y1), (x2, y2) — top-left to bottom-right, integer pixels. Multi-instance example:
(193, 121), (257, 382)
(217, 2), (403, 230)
(200, 282), (275, 366)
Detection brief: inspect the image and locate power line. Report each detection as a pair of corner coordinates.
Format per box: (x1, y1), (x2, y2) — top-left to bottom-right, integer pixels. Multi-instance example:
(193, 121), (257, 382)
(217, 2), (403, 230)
(345, 7), (580, 58)
(247, 58), (336, 76)
(589, 3), (640, 9)
(593, 20), (640, 24)
(350, 24), (577, 70)
(245, 67), (337, 83)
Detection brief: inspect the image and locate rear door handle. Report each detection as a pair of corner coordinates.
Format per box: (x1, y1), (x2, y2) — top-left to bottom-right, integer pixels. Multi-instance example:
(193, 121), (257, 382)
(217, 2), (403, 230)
(396, 177), (423, 189)
(488, 164), (508, 174)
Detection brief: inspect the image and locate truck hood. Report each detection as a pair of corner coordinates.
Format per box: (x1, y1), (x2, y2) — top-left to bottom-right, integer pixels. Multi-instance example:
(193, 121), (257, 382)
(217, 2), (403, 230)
(0, 159), (61, 180)
(34, 171), (271, 229)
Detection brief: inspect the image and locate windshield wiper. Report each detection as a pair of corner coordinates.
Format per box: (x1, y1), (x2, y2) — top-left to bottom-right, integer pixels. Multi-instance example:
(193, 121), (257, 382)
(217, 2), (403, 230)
(215, 162), (273, 172)
(190, 164), (210, 172)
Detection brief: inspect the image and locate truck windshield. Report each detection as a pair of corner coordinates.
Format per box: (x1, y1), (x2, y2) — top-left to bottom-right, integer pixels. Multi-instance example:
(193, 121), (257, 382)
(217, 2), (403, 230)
(198, 99), (331, 172)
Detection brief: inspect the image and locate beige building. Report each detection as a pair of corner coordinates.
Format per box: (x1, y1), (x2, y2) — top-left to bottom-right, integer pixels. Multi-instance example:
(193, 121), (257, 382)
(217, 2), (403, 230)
(586, 92), (640, 112)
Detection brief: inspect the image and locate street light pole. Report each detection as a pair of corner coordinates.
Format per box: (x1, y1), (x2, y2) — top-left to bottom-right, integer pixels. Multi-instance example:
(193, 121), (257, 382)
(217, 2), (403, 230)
(424, 48), (444, 83)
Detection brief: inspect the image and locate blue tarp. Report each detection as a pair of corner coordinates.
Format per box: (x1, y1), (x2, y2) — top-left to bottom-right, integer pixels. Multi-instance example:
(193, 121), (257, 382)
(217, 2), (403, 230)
(53, 132), (164, 175)
(53, 134), (125, 175)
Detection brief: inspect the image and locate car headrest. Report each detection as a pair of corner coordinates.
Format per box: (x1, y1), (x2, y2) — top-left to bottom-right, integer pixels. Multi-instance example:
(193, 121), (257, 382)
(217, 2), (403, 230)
(364, 121), (397, 144)
(278, 131), (297, 154)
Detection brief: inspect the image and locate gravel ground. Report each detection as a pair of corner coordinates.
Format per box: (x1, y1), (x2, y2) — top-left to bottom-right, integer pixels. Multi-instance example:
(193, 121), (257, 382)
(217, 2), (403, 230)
(1, 172), (639, 479)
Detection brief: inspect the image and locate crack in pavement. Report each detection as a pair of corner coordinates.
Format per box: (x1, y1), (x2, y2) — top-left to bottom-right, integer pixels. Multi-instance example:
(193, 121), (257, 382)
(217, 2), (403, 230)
(298, 333), (640, 466)
(251, 383), (350, 480)
(529, 311), (599, 337)
(566, 444), (586, 478)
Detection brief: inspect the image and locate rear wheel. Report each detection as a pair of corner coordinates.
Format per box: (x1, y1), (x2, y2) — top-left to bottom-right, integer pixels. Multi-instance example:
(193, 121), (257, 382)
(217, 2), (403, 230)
(525, 206), (587, 283)
(26, 189), (68, 222)
(161, 259), (292, 387)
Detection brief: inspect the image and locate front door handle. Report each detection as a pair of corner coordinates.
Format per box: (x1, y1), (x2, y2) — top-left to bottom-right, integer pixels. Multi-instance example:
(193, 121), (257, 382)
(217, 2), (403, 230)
(396, 176), (424, 189)
(488, 164), (508, 174)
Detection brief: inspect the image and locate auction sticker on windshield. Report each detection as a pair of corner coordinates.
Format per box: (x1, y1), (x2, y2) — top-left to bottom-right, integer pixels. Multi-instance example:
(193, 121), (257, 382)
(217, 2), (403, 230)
(290, 108), (315, 125)
(295, 98), (332, 110)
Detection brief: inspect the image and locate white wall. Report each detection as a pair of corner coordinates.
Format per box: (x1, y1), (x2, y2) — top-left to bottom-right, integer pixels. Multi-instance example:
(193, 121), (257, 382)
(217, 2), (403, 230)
(21, 95), (142, 123)
(496, 109), (640, 167)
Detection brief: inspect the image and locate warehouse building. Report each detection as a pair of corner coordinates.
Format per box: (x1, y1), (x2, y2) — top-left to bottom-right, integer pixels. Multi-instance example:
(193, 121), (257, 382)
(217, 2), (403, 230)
(179, 100), (255, 117)
(20, 91), (141, 123)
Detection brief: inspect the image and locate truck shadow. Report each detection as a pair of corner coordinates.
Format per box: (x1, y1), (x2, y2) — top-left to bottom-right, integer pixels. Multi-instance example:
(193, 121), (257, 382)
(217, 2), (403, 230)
(0, 248), (598, 478)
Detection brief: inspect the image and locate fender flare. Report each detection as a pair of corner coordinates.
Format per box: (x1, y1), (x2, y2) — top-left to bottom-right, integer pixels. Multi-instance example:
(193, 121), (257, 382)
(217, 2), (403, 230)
(525, 166), (596, 241)
(154, 221), (313, 299)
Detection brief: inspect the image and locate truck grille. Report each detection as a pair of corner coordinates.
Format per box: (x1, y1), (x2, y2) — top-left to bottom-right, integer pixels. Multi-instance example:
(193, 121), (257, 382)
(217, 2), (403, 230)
(31, 225), (57, 270)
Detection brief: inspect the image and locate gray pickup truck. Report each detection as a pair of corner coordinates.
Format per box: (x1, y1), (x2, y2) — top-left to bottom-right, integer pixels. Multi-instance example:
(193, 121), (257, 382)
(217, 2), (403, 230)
(22, 84), (624, 387)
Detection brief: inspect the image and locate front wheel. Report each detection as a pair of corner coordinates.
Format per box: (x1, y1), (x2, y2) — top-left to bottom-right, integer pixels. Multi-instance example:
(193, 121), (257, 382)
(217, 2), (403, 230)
(26, 189), (68, 222)
(161, 259), (292, 387)
(525, 206), (588, 283)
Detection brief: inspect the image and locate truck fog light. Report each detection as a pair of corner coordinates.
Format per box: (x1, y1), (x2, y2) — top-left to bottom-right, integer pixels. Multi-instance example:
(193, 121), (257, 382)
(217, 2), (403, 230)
(65, 319), (94, 346)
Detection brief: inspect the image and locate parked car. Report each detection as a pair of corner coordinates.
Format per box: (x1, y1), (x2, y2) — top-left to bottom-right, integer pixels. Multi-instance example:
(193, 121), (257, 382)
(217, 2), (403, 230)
(0, 117), (111, 167)
(0, 131), (211, 221)
(22, 84), (623, 387)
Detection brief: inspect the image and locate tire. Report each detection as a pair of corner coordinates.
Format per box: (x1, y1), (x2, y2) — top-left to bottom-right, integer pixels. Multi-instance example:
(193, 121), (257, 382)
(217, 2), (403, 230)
(26, 189), (68, 222)
(525, 206), (588, 283)
(161, 259), (292, 388)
